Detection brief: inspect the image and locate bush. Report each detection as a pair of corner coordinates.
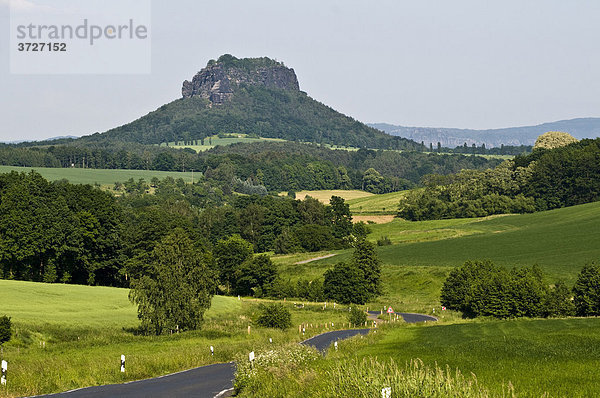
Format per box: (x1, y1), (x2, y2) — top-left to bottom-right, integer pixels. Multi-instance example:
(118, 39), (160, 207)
(572, 262), (600, 316)
(255, 303), (292, 329)
(233, 254), (278, 296)
(376, 236), (392, 246)
(347, 307), (367, 326)
(441, 260), (553, 319)
(0, 315), (11, 346)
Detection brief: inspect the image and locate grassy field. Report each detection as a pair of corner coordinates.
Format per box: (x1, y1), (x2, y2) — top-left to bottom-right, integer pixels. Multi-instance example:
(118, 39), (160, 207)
(348, 318), (600, 397)
(273, 201), (600, 313)
(374, 201), (600, 281)
(0, 280), (358, 397)
(0, 166), (194, 187)
(347, 190), (407, 215)
(164, 134), (286, 152)
(285, 189), (374, 203)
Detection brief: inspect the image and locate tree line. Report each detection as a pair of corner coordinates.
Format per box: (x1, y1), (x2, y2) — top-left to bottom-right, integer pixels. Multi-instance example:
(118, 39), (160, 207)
(441, 260), (600, 319)
(398, 138), (600, 220)
(0, 140), (503, 195)
(0, 171), (369, 287)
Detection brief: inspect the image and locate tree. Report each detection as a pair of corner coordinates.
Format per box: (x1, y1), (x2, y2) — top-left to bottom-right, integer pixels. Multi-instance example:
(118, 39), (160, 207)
(213, 235), (254, 291)
(324, 240), (381, 304)
(255, 303), (291, 329)
(329, 196), (353, 239)
(362, 168), (384, 193)
(233, 254), (278, 296)
(533, 131), (578, 150)
(543, 280), (575, 317)
(351, 239), (381, 299)
(573, 262), (600, 316)
(128, 228), (216, 335)
(324, 262), (369, 304)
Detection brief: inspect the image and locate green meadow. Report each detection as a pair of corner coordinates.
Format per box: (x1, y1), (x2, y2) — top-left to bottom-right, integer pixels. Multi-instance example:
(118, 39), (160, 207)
(273, 200), (600, 314)
(163, 134), (286, 152)
(0, 280), (355, 397)
(347, 190), (407, 215)
(0, 166), (194, 187)
(348, 318), (600, 397)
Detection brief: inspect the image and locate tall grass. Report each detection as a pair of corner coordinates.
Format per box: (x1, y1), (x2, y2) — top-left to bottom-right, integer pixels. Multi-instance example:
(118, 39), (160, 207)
(233, 343), (503, 397)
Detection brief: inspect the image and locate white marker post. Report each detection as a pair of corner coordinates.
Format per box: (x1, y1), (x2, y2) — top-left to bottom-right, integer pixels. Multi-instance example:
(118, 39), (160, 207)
(1, 360), (6, 386)
(249, 351), (255, 362)
(334, 341), (338, 351)
(269, 338), (273, 344)
(381, 386), (391, 398)
(210, 346), (214, 356)
(120, 355), (125, 373)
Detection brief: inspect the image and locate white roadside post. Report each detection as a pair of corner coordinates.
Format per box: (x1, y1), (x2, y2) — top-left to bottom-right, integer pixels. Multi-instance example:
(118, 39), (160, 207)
(120, 355), (125, 373)
(210, 346), (214, 356)
(249, 351), (255, 368)
(1, 360), (7, 386)
(381, 386), (391, 398)
(334, 341), (338, 351)
(269, 338), (273, 344)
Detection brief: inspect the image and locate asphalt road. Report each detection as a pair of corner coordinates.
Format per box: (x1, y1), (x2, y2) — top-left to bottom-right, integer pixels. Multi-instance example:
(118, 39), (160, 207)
(300, 328), (370, 352)
(39, 312), (436, 398)
(41, 362), (236, 398)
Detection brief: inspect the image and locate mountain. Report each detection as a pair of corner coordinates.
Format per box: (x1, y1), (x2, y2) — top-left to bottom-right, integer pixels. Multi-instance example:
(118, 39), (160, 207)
(370, 118), (600, 148)
(1, 135), (79, 145)
(84, 55), (420, 151)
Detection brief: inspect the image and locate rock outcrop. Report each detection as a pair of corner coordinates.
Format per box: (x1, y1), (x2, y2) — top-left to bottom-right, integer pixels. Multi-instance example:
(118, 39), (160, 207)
(182, 55), (300, 104)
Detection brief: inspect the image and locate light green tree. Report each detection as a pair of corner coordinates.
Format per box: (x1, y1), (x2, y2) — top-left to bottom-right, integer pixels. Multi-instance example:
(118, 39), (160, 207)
(129, 228), (216, 335)
(533, 131), (578, 150)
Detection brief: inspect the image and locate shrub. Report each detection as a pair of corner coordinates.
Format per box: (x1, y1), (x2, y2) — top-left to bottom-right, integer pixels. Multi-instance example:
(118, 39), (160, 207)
(0, 315), (11, 346)
(255, 303), (292, 330)
(377, 236), (392, 246)
(347, 307), (367, 326)
(233, 254), (278, 296)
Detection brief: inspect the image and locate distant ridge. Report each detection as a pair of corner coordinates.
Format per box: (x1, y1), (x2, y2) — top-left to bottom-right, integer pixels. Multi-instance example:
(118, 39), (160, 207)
(370, 118), (600, 148)
(1, 135), (79, 144)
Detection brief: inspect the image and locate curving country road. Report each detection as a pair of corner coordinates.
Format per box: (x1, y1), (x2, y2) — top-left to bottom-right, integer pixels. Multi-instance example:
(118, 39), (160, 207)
(40, 312), (435, 398)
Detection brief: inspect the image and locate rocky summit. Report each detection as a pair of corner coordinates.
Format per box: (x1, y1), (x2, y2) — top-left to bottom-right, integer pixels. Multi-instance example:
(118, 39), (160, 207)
(182, 54), (300, 104)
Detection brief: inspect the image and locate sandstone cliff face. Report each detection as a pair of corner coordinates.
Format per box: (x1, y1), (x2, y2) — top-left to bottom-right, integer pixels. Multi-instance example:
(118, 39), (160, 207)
(182, 55), (300, 104)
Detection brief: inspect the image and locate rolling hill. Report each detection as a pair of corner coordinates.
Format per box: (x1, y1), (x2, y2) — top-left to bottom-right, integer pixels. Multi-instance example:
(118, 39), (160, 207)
(371, 117), (600, 148)
(82, 54), (421, 151)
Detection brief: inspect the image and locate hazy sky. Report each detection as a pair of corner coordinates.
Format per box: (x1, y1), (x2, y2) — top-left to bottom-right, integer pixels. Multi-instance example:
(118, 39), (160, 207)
(1, 0), (600, 141)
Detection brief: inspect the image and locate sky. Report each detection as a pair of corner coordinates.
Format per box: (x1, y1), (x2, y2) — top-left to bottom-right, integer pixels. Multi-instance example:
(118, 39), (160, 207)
(1, 0), (600, 141)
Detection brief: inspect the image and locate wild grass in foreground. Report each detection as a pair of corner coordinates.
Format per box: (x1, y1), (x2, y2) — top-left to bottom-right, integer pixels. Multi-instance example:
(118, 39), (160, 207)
(353, 318), (600, 398)
(234, 342), (501, 397)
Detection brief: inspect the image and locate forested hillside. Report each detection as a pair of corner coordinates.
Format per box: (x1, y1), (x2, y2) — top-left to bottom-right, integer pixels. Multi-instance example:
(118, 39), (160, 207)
(399, 138), (600, 220)
(0, 141), (503, 194)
